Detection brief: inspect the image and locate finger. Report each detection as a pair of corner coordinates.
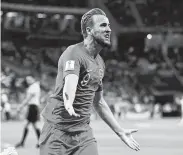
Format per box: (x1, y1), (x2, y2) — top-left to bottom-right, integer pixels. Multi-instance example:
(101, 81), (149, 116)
(66, 107), (73, 115)
(132, 143), (140, 151)
(127, 142), (138, 151)
(132, 141), (140, 151)
(73, 113), (80, 117)
(126, 141), (139, 151)
(72, 110), (80, 117)
(66, 107), (74, 116)
(134, 141), (140, 148)
(68, 108), (80, 117)
(131, 136), (140, 148)
(67, 110), (73, 116)
(129, 129), (138, 134)
(126, 139), (140, 151)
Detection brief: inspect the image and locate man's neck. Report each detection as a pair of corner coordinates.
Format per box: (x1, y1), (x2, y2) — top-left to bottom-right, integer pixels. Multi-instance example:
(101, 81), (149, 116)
(83, 38), (103, 58)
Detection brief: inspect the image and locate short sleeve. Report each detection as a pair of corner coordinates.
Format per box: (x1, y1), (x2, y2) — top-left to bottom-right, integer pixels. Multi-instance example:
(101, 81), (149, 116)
(27, 83), (39, 94)
(27, 86), (34, 95)
(62, 48), (82, 78)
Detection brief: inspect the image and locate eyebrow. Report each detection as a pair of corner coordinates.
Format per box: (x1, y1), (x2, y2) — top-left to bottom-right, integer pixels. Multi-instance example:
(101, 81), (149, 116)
(100, 23), (110, 26)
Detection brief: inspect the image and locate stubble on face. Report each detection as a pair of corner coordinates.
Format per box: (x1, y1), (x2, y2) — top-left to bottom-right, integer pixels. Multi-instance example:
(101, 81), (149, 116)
(90, 15), (111, 48)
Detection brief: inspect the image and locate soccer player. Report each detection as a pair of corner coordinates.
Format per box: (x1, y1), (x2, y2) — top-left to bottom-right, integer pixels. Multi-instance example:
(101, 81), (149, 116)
(178, 95), (183, 125)
(40, 8), (140, 155)
(1, 93), (11, 121)
(15, 75), (41, 148)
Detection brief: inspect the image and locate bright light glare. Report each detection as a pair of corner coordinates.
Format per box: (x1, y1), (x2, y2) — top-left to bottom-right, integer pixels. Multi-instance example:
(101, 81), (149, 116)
(147, 34), (152, 39)
(37, 13), (46, 18)
(53, 14), (60, 19)
(7, 12), (18, 17)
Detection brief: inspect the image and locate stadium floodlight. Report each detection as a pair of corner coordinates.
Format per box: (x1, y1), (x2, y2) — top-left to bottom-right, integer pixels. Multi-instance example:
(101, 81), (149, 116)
(37, 13), (46, 18)
(147, 34), (152, 39)
(53, 14), (60, 19)
(6, 12), (18, 17)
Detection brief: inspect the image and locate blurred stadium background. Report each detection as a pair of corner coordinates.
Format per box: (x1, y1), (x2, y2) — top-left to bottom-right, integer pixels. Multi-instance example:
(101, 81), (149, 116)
(1, 0), (183, 154)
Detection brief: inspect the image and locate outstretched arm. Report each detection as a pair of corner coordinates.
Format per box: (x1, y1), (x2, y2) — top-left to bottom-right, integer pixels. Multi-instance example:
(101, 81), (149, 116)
(93, 90), (140, 151)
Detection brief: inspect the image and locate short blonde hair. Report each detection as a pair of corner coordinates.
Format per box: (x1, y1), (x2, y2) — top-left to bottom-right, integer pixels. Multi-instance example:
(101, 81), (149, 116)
(81, 8), (106, 38)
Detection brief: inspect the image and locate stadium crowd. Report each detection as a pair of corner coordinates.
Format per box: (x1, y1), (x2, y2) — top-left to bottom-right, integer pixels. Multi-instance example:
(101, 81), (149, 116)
(1, 0), (183, 121)
(1, 40), (183, 121)
(2, 0), (88, 7)
(105, 0), (183, 27)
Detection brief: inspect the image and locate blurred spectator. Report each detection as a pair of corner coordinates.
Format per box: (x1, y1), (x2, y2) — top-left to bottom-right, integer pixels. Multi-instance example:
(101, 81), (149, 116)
(1, 93), (12, 121)
(2, 0), (88, 7)
(177, 95), (183, 125)
(136, 0), (183, 27)
(105, 0), (136, 26)
(113, 96), (131, 119)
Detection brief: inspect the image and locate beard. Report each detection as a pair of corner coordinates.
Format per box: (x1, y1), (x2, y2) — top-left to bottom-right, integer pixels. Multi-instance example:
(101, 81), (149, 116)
(93, 35), (111, 48)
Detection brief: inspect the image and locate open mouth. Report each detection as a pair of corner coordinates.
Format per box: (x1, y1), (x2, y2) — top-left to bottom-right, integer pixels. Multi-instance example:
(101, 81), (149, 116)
(105, 34), (110, 39)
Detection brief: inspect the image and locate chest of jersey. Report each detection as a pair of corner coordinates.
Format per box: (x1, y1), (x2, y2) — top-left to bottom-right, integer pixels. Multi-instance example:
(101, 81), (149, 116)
(78, 57), (104, 91)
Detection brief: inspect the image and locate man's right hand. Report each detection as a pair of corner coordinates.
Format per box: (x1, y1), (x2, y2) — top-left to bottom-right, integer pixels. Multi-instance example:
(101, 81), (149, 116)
(64, 103), (80, 117)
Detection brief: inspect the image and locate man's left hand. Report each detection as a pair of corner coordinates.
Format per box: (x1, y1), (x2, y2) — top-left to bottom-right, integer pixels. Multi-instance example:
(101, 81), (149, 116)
(118, 129), (140, 151)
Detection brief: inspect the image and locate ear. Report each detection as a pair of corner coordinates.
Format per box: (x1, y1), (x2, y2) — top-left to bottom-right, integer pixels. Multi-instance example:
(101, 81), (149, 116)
(86, 27), (92, 36)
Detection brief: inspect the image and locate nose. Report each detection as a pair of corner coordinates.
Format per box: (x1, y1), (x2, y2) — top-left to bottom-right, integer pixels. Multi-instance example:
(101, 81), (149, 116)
(106, 26), (111, 33)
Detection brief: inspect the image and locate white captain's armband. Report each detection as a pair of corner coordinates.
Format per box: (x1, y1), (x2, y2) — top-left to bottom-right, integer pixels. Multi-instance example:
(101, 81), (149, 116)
(65, 60), (75, 71)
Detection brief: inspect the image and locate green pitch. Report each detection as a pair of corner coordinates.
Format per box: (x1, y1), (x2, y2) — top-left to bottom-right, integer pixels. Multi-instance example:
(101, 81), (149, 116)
(1, 118), (183, 155)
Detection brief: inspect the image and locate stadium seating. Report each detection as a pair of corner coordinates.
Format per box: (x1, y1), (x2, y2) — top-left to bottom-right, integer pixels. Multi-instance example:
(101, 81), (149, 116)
(136, 0), (183, 27)
(1, 0), (183, 110)
(2, 0), (88, 7)
(105, 0), (183, 27)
